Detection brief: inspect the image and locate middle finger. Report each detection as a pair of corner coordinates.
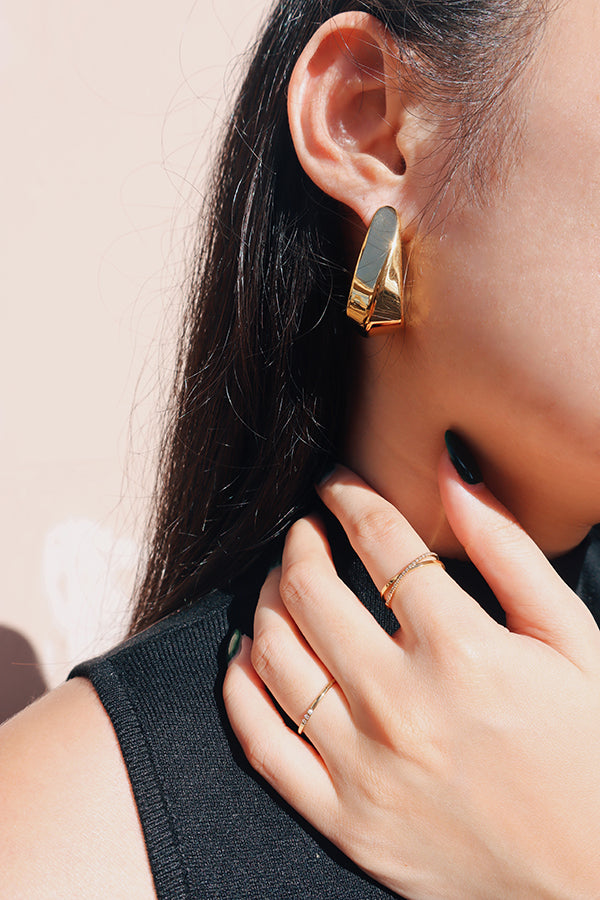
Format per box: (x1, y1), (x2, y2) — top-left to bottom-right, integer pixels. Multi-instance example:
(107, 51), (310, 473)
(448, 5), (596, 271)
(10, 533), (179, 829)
(316, 466), (487, 639)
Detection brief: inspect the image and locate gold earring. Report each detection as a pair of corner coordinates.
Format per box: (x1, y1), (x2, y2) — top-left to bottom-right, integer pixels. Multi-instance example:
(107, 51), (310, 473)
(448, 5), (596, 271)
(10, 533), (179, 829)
(346, 206), (405, 334)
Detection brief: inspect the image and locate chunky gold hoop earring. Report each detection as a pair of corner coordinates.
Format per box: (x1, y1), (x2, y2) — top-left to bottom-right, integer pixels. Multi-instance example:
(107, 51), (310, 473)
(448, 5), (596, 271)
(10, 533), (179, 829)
(346, 206), (405, 334)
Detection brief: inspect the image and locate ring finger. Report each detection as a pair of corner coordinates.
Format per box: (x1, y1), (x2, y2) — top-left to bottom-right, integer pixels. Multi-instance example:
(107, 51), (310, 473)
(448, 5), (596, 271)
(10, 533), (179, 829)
(252, 568), (354, 759)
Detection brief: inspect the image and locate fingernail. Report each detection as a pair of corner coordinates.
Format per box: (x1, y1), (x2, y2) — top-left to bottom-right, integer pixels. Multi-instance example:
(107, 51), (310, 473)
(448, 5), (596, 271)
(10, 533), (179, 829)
(267, 554), (282, 574)
(317, 460), (337, 487)
(444, 430), (483, 485)
(227, 629), (242, 663)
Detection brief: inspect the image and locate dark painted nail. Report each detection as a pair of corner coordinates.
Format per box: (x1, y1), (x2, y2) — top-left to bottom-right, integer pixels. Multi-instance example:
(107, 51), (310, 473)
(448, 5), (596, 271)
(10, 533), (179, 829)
(444, 430), (483, 485)
(227, 629), (242, 663)
(267, 557), (282, 574)
(317, 461), (337, 486)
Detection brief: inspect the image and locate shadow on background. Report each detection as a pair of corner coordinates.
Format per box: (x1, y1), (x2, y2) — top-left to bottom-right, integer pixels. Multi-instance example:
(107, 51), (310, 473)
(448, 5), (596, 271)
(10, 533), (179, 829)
(0, 626), (48, 725)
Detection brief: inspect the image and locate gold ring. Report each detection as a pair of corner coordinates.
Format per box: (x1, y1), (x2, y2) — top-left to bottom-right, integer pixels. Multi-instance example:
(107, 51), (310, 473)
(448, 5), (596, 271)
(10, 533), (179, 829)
(297, 678), (336, 735)
(381, 552), (445, 608)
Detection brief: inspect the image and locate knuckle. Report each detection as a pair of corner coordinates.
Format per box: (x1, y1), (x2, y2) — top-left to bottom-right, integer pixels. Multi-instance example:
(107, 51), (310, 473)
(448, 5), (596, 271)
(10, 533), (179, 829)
(465, 512), (523, 558)
(448, 631), (487, 671)
(242, 729), (287, 788)
(348, 506), (401, 551)
(251, 626), (285, 683)
(485, 515), (520, 546)
(433, 627), (497, 693)
(244, 734), (274, 780)
(279, 558), (320, 610)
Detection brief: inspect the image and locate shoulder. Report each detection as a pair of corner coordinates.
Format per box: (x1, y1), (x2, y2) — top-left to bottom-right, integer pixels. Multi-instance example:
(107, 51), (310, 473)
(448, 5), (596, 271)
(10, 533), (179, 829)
(72, 589), (236, 712)
(0, 589), (249, 899)
(0, 678), (156, 898)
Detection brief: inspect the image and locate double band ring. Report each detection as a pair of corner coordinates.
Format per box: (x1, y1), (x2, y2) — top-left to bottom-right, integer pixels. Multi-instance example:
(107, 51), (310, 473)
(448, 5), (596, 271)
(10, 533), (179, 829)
(381, 552), (445, 608)
(297, 678), (336, 735)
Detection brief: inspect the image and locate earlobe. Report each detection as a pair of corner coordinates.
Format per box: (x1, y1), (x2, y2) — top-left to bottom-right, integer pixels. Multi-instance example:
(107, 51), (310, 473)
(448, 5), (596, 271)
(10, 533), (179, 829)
(287, 12), (430, 229)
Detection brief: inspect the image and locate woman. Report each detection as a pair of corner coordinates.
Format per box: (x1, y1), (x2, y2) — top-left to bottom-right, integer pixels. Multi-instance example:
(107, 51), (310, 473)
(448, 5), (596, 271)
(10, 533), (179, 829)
(2, 0), (600, 896)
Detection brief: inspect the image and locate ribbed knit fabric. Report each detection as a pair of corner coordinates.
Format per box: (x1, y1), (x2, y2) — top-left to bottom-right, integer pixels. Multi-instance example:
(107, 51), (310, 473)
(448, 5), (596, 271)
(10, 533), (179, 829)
(70, 521), (600, 899)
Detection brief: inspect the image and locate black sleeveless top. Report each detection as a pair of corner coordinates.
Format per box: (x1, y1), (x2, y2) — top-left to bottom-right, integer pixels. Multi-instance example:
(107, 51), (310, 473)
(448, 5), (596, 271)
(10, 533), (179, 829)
(69, 522), (600, 899)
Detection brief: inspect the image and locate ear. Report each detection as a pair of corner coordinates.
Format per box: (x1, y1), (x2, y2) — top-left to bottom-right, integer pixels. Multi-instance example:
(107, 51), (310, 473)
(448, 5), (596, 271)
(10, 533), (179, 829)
(288, 12), (440, 232)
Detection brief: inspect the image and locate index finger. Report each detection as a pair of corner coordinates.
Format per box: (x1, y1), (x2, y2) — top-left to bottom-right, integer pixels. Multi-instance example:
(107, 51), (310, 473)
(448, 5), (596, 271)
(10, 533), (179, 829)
(317, 466), (487, 639)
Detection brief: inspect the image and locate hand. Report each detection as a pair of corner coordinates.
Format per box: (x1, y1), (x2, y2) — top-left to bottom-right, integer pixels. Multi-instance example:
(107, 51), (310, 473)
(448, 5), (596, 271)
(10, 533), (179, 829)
(223, 459), (600, 899)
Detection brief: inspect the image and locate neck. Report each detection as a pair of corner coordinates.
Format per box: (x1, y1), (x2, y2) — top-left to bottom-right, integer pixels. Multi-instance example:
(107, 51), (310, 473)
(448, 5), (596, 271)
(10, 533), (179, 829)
(342, 330), (594, 561)
(342, 330), (463, 558)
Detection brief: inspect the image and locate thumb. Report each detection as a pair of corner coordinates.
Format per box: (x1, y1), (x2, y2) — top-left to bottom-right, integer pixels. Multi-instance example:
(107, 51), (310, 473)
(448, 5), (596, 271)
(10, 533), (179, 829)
(438, 432), (597, 664)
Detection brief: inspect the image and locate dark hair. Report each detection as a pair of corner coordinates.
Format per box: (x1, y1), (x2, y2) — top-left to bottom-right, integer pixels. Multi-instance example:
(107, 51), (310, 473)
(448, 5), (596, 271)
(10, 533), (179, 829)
(130, 0), (547, 634)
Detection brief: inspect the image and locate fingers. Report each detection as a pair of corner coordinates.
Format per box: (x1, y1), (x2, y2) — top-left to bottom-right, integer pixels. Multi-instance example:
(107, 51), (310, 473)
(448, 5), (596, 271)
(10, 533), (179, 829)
(316, 466), (489, 640)
(252, 567), (354, 757)
(223, 637), (338, 828)
(278, 515), (403, 702)
(438, 452), (600, 665)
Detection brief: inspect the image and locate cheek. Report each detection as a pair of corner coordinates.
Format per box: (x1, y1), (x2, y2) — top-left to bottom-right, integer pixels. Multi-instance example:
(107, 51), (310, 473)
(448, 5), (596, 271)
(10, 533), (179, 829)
(417, 209), (600, 448)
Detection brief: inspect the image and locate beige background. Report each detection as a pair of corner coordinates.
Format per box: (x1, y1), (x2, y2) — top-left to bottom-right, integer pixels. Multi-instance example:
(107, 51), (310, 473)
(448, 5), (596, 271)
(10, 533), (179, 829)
(0, 0), (270, 713)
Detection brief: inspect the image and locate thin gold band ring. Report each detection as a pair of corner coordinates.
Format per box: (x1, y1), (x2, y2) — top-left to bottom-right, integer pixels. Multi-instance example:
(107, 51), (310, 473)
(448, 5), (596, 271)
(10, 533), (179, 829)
(297, 678), (336, 735)
(381, 552), (445, 608)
